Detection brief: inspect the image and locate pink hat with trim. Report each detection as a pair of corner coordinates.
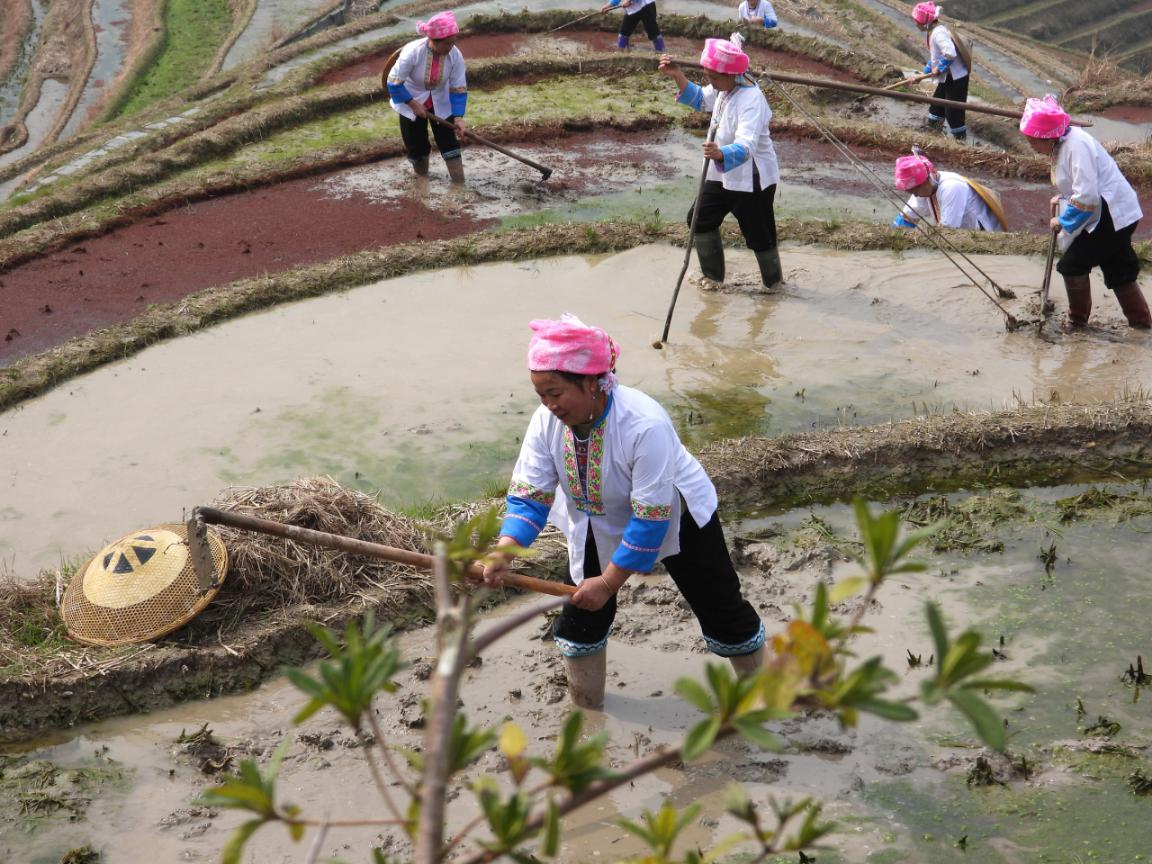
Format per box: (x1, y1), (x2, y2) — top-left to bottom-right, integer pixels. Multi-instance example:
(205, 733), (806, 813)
(417, 11), (459, 40)
(700, 38), (749, 75)
(528, 314), (620, 376)
(912, 2), (940, 25)
(894, 153), (935, 190)
(1019, 94), (1071, 139)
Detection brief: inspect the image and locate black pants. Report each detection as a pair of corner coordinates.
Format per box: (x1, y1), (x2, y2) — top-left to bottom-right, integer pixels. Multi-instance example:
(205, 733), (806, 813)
(399, 113), (461, 162)
(619, 2), (660, 40)
(928, 73), (968, 135)
(552, 510), (764, 657)
(1057, 200), (1141, 289)
(688, 175), (778, 252)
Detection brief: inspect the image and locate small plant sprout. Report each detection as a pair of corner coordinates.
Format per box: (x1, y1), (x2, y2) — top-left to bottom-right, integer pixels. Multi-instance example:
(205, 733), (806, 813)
(200, 500), (1032, 862)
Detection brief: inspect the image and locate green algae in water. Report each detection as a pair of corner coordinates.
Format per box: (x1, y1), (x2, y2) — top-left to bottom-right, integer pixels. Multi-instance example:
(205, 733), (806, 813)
(864, 774), (1152, 863)
(0, 751), (130, 836)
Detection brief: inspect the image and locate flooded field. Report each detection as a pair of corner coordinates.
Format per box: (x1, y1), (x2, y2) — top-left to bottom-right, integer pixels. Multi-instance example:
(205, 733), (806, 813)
(3, 243), (1150, 576)
(5, 480), (1150, 863)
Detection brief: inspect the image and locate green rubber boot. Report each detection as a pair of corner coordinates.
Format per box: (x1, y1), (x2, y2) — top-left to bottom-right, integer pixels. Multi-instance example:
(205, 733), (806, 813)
(754, 247), (783, 290)
(693, 230), (725, 282)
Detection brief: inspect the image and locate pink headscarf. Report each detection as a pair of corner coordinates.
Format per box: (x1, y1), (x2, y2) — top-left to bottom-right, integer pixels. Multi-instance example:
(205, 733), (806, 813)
(417, 11), (459, 40)
(700, 38), (749, 75)
(894, 152), (935, 190)
(1019, 94), (1071, 139)
(912, 2), (940, 25)
(528, 314), (620, 385)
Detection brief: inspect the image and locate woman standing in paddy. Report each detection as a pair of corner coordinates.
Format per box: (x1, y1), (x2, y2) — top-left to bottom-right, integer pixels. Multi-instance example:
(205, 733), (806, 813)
(386, 11), (469, 184)
(480, 315), (765, 710)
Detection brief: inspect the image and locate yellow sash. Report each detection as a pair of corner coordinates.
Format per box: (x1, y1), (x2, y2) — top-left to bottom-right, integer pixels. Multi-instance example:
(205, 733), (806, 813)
(958, 175), (1008, 231)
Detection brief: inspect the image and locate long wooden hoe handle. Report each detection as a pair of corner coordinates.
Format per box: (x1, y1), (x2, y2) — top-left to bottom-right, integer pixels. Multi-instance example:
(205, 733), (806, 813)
(194, 506), (576, 598)
(427, 112), (554, 180)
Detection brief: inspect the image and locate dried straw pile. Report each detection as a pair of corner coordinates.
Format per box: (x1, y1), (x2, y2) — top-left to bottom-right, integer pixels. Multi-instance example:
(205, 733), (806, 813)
(200, 477), (434, 628)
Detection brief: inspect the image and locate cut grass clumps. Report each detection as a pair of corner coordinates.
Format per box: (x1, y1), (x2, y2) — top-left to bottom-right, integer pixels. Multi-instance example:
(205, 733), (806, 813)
(114, 0), (235, 120)
(0, 572), (69, 676)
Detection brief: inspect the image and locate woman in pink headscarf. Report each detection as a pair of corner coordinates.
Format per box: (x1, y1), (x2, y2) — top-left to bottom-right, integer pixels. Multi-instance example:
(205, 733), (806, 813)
(479, 314), (765, 710)
(1019, 95), (1150, 328)
(911, 2), (970, 141)
(385, 11), (469, 183)
(658, 38), (782, 290)
(892, 149), (1004, 231)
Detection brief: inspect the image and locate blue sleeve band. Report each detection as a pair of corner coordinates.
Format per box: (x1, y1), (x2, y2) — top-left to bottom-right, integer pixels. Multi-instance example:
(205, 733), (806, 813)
(893, 214), (916, 228)
(720, 142), (749, 173)
(388, 82), (413, 104)
(611, 516), (670, 573)
(937, 57), (951, 71)
(500, 495), (549, 547)
(449, 93), (467, 117)
(923, 63), (933, 74)
(764, 16), (777, 27)
(677, 81), (704, 112)
(1059, 204), (1092, 234)
(610, 0), (622, 6)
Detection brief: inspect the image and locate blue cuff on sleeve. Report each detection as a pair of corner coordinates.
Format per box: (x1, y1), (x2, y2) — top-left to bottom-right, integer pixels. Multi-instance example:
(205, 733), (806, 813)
(764, 16), (777, 27)
(611, 515), (670, 573)
(937, 57), (951, 72)
(893, 213), (917, 228)
(1059, 204), (1093, 234)
(610, 0), (622, 6)
(677, 81), (704, 112)
(720, 142), (749, 173)
(500, 496), (549, 547)
(388, 82), (413, 104)
(449, 93), (467, 117)
(922, 63), (933, 74)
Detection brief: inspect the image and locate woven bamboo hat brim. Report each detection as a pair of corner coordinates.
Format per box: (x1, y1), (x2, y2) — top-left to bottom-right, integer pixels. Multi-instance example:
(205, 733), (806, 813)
(61, 524), (228, 647)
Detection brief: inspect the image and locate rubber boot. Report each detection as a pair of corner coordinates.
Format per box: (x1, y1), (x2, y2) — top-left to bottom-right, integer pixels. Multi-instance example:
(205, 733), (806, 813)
(444, 156), (464, 185)
(925, 114), (944, 132)
(1063, 274), (1092, 328)
(693, 230), (725, 282)
(564, 651), (607, 710)
(754, 246), (783, 290)
(652, 35), (666, 52)
(411, 157), (429, 177)
(1113, 282), (1152, 329)
(950, 128), (968, 143)
(729, 646), (765, 677)
(616, 34), (629, 50)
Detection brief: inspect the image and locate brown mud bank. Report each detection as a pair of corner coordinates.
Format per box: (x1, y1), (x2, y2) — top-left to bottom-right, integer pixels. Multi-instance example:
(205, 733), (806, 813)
(3, 400), (1152, 743)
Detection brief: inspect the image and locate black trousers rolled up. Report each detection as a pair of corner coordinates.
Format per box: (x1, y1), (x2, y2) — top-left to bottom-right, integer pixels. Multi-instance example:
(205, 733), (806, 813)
(688, 174), (778, 252)
(399, 112), (461, 162)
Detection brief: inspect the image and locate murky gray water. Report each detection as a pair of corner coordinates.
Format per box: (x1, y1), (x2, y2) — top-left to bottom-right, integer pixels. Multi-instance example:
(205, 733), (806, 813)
(59, 0), (134, 140)
(0, 77), (67, 171)
(223, 0), (350, 71)
(0, 0), (46, 128)
(3, 244), (1149, 577)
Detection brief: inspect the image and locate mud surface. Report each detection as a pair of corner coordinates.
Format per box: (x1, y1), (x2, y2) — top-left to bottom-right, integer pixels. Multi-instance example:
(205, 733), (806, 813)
(7, 484), (1152, 863)
(5, 243), (1152, 577)
(7, 121), (1148, 366)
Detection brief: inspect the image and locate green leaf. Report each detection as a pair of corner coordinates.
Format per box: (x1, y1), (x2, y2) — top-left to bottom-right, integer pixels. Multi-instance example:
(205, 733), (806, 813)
(853, 698), (919, 722)
(674, 677), (715, 713)
(828, 576), (867, 604)
(542, 799), (560, 857)
(682, 716), (721, 761)
(925, 603), (950, 670)
(949, 689), (1005, 751)
(221, 818), (265, 864)
(731, 715), (782, 750)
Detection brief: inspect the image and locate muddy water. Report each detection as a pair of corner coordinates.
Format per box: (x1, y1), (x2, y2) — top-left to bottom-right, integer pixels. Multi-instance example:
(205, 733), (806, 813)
(0, 0), (46, 127)
(8, 485), (1151, 862)
(0, 77), (66, 171)
(4, 244), (1152, 577)
(59, 0), (134, 140)
(222, 0), (339, 71)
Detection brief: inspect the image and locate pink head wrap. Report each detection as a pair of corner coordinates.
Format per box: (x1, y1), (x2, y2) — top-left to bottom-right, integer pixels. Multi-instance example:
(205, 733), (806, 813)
(1019, 94), (1071, 139)
(417, 11), (459, 40)
(528, 314), (620, 386)
(699, 38), (749, 75)
(912, 2), (940, 25)
(894, 152), (935, 190)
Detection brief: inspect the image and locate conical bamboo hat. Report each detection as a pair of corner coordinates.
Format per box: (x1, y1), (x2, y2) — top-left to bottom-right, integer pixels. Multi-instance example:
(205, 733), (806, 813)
(61, 523), (228, 647)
